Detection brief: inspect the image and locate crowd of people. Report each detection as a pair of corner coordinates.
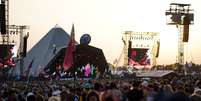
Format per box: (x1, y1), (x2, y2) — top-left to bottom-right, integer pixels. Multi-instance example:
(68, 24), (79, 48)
(0, 75), (201, 101)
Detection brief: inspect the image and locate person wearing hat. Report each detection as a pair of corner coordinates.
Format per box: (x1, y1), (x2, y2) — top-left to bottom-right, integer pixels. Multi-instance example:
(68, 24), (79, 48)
(27, 92), (36, 101)
(190, 88), (201, 101)
(166, 80), (191, 101)
(127, 80), (143, 101)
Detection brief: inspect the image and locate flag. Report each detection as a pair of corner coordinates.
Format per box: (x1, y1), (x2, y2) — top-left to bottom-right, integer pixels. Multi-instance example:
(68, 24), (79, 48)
(38, 65), (45, 75)
(52, 72), (56, 76)
(90, 64), (94, 76)
(122, 37), (126, 45)
(188, 61), (193, 68)
(84, 63), (91, 77)
(60, 72), (66, 77)
(25, 58), (34, 77)
(113, 58), (118, 65)
(28, 59), (34, 69)
(63, 24), (76, 70)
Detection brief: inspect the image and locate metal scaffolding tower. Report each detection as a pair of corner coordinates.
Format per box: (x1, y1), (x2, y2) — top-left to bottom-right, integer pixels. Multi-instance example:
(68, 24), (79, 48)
(9, 25), (30, 54)
(177, 25), (184, 64)
(165, 3), (194, 66)
(1, 0), (9, 44)
(9, 25), (29, 76)
(123, 31), (131, 66)
(1, 0), (29, 77)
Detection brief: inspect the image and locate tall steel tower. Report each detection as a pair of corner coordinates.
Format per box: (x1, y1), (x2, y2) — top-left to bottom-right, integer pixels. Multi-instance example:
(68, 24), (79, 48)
(0, 0), (11, 68)
(0, 0), (9, 44)
(165, 3), (194, 66)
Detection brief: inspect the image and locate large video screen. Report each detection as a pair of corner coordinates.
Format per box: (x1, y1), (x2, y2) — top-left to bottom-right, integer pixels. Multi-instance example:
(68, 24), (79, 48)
(128, 48), (150, 66)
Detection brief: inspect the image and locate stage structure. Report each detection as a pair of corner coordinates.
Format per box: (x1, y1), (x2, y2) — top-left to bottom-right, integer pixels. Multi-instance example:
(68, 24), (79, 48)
(0, 0), (29, 71)
(0, 0), (14, 68)
(165, 3), (194, 67)
(74, 44), (109, 76)
(8, 25), (29, 76)
(123, 31), (159, 69)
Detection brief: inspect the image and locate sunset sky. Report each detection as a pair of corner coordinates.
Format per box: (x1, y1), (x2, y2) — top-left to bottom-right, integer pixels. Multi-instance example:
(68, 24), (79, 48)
(9, 0), (201, 65)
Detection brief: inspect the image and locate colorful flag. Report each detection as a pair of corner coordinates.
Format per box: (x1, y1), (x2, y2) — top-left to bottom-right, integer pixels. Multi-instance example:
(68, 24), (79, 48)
(84, 63), (91, 77)
(90, 64), (94, 75)
(63, 24), (76, 70)
(0, 63), (3, 68)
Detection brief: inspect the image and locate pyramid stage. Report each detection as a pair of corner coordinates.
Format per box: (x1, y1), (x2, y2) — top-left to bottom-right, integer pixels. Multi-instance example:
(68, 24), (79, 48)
(13, 26), (108, 78)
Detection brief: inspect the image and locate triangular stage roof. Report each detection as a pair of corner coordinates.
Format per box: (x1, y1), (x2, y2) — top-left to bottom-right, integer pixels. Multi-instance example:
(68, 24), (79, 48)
(13, 26), (70, 76)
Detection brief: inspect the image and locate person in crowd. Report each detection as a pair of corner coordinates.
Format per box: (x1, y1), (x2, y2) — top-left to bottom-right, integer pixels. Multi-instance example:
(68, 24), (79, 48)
(166, 80), (191, 101)
(190, 88), (201, 101)
(86, 91), (100, 101)
(1, 75), (201, 101)
(127, 80), (143, 101)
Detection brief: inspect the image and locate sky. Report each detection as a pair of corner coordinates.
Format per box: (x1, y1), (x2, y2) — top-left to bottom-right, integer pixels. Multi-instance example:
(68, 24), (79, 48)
(9, 0), (201, 65)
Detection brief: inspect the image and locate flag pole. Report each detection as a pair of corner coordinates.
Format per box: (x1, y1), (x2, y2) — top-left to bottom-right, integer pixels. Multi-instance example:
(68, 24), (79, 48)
(73, 51), (76, 91)
(63, 23), (76, 89)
